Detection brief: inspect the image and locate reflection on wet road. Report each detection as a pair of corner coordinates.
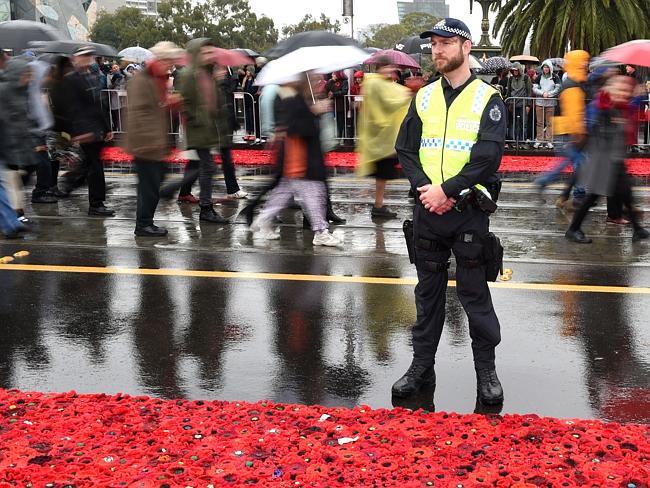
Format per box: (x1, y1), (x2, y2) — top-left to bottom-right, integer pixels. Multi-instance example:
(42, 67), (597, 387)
(1, 177), (650, 424)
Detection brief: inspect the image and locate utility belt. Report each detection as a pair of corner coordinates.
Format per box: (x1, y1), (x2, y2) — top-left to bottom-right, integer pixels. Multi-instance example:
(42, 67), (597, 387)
(453, 182), (502, 215)
(403, 220), (504, 282)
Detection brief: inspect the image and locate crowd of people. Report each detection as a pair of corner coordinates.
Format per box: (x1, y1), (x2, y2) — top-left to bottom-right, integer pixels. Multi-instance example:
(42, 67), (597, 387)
(0, 34), (648, 245)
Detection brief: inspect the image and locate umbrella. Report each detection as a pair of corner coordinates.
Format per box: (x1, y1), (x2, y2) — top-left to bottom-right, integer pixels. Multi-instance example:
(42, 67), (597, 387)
(0, 20), (65, 51)
(509, 54), (539, 63)
(476, 56), (511, 74)
(601, 39), (650, 68)
(255, 45), (370, 86)
(589, 56), (622, 70)
(364, 49), (420, 69)
(118, 46), (153, 63)
(364, 47), (382, 54)
(264, 31), (359, 58)
(469, 55), (483, 70)
(29, 40), (118, 57)
(546, 57), (565, 69)
(232, 48), (259, 58)
(213, 48), (253, 66)
(394, 36), (432, 55)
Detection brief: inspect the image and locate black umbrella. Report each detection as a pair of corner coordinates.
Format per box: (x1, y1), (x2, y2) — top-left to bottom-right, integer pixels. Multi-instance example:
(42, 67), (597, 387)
(264, 31), (359, 58)
(0, 20), (65, 51)
(394, 36), (432, 55)
(477, 56), (512, 74)
(29, 40), (118, 58)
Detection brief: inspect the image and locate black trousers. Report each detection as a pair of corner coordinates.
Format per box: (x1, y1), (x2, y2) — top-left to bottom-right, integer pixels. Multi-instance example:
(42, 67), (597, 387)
(135, 158), (165, 228)
(60, 141), (106, 207)
(411, 203), (501, 370)
(570, 168), (641, 232)
(178, 148), (239, 197)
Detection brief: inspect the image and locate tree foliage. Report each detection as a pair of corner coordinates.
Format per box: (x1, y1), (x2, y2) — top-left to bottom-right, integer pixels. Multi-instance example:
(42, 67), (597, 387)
(281, 14), (341, 38)
(360, 12), (440, 49)
(492, 0), (650, 59)
(90, 0), (278, 53)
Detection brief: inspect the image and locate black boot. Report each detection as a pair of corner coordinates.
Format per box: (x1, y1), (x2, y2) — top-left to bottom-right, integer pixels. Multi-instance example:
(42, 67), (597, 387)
(391, 362), (435, 398)
(327, 206), (346, 224)
(199, 204), (228, 223)
(476, 368), (504, 406)
(632, 227), (650, 242)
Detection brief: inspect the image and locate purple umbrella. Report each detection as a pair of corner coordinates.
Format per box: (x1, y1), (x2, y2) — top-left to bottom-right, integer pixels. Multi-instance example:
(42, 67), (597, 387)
(363, 49), (420, 69)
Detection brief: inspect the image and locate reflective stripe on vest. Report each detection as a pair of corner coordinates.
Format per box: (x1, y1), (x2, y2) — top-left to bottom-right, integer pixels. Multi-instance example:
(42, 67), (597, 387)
(416, 79), (497, 186)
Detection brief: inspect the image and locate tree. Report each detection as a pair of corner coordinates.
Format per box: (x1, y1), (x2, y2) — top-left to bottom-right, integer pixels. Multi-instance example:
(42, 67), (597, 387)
(90, 7), (160, 50)
(91, 0), (279, 53)
(281, 13), (341, 38)
(492, 0), (650, 59)
(360, 12), (440, 49)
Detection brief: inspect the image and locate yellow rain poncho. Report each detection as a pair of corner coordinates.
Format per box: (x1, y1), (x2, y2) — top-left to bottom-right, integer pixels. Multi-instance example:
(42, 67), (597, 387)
(356, 73), (412, 176)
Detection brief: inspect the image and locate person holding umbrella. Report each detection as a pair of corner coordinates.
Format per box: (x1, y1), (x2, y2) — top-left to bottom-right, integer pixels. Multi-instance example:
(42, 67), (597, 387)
(356, 56), (412, 219)
(125, 41), (184, 237)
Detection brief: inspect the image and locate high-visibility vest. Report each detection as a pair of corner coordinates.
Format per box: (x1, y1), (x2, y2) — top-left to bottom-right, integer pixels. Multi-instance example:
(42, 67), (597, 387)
(416, 78), (497, 187)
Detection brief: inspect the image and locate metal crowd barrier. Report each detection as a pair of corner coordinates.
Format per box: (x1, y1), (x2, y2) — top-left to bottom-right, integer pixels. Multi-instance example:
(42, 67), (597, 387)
(503, 96), (650, 152)
(99, 89), (649, 152)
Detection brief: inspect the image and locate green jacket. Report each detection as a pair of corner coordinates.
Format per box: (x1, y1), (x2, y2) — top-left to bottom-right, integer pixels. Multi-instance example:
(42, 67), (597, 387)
(179, 38), (228, 149)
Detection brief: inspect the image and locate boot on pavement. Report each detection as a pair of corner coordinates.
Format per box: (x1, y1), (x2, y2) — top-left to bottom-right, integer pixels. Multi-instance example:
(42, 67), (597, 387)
(476, 368), (504, 405)
(199, 204), (228, 223)
(391, 362), (435, 398)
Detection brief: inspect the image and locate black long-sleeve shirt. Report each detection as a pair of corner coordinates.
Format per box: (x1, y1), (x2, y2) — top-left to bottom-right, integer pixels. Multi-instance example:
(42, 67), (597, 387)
(395, 74), (506, 198)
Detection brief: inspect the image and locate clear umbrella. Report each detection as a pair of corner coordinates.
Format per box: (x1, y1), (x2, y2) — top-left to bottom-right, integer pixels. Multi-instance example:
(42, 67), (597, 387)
(254, 45), (370, 87)
(118, 46), (153, 63)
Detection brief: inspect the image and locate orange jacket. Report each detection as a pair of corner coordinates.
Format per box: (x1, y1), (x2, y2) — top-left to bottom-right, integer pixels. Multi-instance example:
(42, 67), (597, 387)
(553, 50), (590, 136)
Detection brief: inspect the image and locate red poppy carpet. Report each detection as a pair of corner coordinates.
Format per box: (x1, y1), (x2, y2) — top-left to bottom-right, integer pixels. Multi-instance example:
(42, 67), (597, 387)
(101, 147), (650, 176)
(1, 389), (649, 487)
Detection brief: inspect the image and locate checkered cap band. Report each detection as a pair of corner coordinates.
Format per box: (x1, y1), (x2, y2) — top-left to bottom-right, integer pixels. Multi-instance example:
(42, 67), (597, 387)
(433, 20), (471, 40)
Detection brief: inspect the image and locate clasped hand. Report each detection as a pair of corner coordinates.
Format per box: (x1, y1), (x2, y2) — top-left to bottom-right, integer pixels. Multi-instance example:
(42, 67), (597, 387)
(417, 184), (456, 215)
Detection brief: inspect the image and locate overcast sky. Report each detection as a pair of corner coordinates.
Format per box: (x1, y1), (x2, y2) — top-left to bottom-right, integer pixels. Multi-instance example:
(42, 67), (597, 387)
(247, 0), (499, 44)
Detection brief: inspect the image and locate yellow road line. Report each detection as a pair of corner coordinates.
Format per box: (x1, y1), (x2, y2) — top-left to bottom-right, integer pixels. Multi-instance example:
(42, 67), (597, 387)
(1, 263), (650, 294)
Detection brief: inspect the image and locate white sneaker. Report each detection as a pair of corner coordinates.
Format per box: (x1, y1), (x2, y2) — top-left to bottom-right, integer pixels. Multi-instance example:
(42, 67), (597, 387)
(547, 142), (554, 149)
(313, 230), (341, 247)
(227, 190), (249, 199)
(533, 142), (541, 149)
(255, 227), (280, 240)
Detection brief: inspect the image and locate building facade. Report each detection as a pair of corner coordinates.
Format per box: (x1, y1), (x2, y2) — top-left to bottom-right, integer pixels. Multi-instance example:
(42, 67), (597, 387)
(397, 0), (449, 21)
(0, 0), (95, 40)
(96, 0), (158, 16)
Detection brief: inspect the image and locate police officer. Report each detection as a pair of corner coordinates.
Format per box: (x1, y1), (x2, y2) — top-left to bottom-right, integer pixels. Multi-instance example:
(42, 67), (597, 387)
(393, 19), (506, 405)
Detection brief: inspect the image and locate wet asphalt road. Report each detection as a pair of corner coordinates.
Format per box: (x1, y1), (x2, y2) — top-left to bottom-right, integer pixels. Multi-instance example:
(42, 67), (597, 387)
(1, 174), (650, 424)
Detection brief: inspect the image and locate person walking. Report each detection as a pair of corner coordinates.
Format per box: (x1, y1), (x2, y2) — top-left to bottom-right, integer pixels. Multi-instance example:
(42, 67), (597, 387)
(58, 46), (114, 216)
(532, 60), (560, 149)
(126, 42), (184, 237)
(565, 76), (649, 244)
(251, 76), (341, 247)
(356, 57), (412, 219)
(393, 18), (506, 406)
(176, 38), (228, 223)
(535, 50), (590, 209)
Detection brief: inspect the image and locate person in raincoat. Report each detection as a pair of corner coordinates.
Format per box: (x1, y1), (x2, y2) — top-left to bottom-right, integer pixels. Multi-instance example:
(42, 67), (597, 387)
(356, 57), (412, 219)
(532, 59), (561, 149)
(175, 37), (228, 223)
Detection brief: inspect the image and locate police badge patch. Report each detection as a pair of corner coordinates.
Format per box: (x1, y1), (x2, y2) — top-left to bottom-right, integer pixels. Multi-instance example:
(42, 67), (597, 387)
(489, 105), (502, 122)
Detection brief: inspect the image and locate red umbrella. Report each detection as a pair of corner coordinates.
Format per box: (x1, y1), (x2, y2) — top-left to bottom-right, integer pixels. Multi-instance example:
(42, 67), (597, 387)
(175, 48), (252, 67)
(363, 49), (420, 69)
(602, 39), (650, 68)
